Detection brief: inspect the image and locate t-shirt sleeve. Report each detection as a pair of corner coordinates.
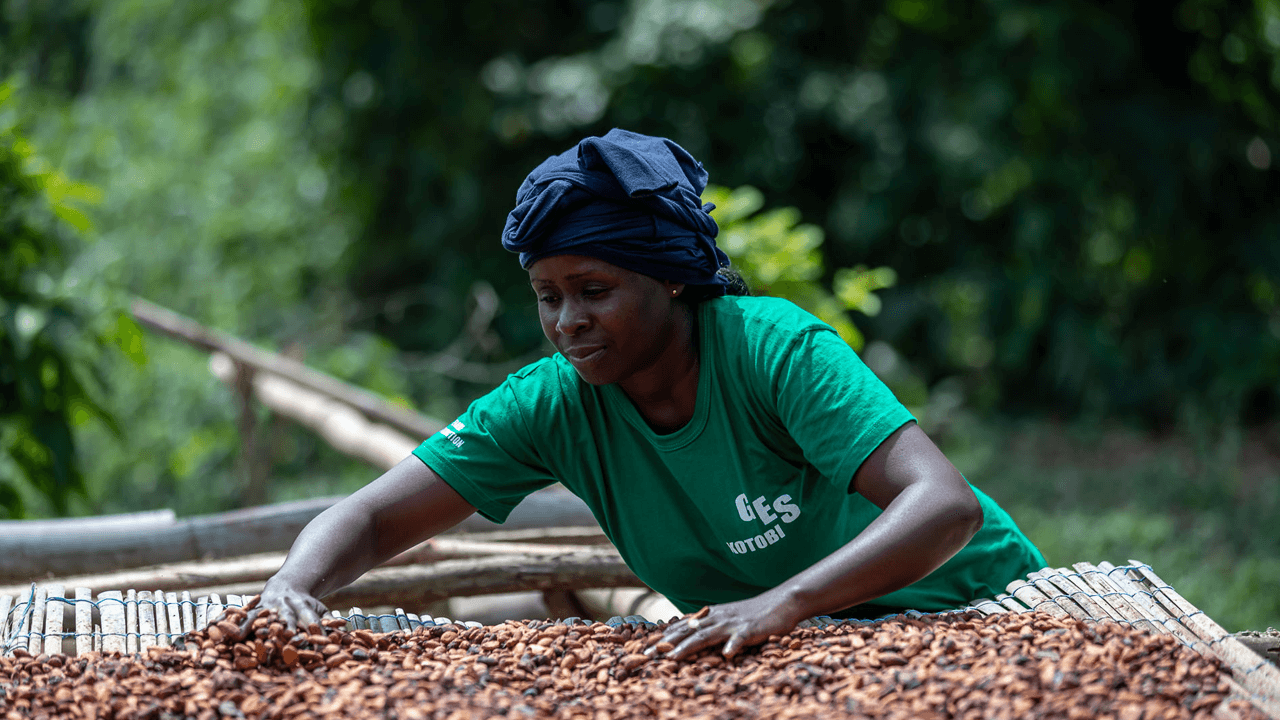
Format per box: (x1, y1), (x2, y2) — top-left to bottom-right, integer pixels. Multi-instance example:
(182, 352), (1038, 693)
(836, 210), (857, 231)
(772, 327), (916, 490)
(411, 381), (556, 523)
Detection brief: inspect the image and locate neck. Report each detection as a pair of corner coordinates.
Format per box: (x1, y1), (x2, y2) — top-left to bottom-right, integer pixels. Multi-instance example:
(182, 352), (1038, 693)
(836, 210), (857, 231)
(618, 303), (699, 433)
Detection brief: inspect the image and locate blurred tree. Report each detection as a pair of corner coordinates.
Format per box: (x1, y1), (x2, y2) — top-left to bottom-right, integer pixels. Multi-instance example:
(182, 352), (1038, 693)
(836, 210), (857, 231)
(301, 0), (1280, 427)
(0, 82), (120, 518)
(0, 0), (429, 515)
(705, 184), (897, 354)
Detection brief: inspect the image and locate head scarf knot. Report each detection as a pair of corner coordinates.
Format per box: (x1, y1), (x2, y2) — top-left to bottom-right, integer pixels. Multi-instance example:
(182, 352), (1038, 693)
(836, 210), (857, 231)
(501, 129), (730, 296)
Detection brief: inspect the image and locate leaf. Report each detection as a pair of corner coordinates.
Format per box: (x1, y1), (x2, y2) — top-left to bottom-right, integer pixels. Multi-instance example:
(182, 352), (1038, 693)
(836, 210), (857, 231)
(52, 203), (94, 233)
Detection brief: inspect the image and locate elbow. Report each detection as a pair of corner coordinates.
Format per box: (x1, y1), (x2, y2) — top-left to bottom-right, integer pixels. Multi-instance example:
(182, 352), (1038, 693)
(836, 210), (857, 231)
(954, 488), (984, 543)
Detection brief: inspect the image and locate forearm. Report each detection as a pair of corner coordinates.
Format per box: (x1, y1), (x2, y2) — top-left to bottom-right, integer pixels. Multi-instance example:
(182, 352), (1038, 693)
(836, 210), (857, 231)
(772, 481), (982, 622)
(268, 501), (381, 600)
(266, 456), (478, 600)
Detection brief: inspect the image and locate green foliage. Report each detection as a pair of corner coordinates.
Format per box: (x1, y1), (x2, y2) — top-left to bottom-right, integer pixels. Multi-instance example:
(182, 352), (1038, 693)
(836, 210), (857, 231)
(0, 0), (439, 516)
(954, 419), (1280, 631)
(0, 82), (116, 518)
(297, 0), (1280, 426)
(704, 183), (897, 352)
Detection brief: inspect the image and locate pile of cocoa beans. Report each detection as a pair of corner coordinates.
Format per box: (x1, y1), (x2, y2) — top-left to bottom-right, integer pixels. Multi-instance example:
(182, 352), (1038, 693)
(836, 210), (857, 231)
(0, 606), (1267, 719)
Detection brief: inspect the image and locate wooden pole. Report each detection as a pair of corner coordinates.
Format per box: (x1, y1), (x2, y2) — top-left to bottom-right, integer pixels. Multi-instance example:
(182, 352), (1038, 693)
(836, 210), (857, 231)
(209, 353), (417, 471)
(130, 297), (445, 440)
(0, 533), (616, 598)
(179, 548), (646, 609)
(0, 490), (601, 582)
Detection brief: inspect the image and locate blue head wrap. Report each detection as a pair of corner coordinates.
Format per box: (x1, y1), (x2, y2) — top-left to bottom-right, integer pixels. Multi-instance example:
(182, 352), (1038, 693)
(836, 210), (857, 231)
(501, 129), (731, 297)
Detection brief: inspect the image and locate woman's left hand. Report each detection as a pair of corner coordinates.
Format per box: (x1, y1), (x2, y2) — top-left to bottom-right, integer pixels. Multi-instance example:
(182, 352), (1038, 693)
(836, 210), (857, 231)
(648, 590), (804, 660)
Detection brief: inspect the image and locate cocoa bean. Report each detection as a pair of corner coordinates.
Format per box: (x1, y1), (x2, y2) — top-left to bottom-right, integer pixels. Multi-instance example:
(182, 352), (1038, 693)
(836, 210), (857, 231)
(0, 609), (1265, 720)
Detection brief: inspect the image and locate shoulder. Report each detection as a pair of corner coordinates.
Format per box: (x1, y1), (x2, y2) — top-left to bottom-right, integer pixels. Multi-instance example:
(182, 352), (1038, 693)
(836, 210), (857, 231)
(483, 352), (591, 420)
(700, 295), (841, 399)
(499, 354), (578, 400)
(701, 295), (834, 351)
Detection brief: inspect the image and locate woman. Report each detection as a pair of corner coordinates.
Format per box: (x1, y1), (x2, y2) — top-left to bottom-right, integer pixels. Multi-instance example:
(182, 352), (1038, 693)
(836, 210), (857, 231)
(256, 129), (1045, 660)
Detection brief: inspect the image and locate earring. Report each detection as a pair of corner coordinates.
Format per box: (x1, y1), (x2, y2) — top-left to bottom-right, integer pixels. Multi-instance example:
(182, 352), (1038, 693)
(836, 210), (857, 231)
(671, 289), (678, 296)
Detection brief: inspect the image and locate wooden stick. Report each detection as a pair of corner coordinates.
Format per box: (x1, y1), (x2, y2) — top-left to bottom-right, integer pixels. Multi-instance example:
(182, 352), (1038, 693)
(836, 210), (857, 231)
(1025, 571), (1091, 620)
(1040, 567), (1116, 622)
(125, 589), (139, 653)
(179, 548), (645, 609)
(138, 591), (156, 652)
(99, 590), (125, 654)
(1005, 578), (1069, 619)
(180, 591), (194, 634)
(153, 589), (169, 648)
(0, 495), (601, 582)
(0, 594), (12, 641)
(994, 593), (1028, 613)
(207, 594), (223, 627)
(211, 354), (418, 472)
(165, 592), (182, 642)
(27, 586), (47, 655)
(131, 298), (444, 440)
(43, 584), (64, 655)
(9, 586), (34, 653)
(1071, 562), (1161, 635)
(0, 536), (619, 599)
(0, 510), (175, 536)
(74, 588), (92, 656)
(968, 598), (1007, 616)
(1127, 561), (1280, 705)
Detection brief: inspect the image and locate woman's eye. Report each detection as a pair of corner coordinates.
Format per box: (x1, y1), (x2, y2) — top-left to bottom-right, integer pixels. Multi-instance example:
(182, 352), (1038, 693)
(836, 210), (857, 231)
(583, 287), (608, 297)
(538, 295), (559, 304)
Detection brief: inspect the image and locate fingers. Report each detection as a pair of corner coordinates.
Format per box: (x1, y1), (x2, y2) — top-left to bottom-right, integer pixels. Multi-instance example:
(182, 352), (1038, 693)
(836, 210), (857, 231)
(667, 624), (727, 660)
(656, 612), (732, 661)
(722, 630), (749, 659)
(239, 590), (326, 632)
(292, 596), (325, 628)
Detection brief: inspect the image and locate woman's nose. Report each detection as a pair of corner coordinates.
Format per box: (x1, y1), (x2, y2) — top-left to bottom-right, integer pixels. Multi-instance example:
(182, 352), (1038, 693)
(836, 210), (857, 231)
(555, 300), (590, 336)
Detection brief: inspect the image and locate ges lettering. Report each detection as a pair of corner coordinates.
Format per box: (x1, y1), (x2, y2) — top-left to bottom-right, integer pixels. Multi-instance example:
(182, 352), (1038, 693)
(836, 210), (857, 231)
(733, 493), (800, 524)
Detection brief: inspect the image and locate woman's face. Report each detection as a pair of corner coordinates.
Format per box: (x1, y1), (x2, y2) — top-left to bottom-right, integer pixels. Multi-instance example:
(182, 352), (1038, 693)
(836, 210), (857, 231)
(529, 254), (685, 386)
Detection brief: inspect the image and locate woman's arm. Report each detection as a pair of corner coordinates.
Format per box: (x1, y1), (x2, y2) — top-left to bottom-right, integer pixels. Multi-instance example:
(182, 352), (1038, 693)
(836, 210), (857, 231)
(253, 456), (477, 628)
(655, 421), (982, 658)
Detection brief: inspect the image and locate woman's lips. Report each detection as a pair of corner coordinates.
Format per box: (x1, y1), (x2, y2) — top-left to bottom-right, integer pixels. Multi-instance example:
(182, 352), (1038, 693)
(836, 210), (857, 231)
(565, 345), (605, 363)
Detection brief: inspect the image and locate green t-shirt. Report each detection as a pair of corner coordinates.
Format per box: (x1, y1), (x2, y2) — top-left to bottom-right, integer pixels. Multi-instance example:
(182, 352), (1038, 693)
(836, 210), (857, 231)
(413, 296), (1044, 614)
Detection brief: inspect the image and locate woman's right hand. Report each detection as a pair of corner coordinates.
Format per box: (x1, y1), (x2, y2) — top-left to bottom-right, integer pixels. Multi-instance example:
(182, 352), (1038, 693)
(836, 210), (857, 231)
(246, 577), (329, 631)
(236, 457), (477, 633)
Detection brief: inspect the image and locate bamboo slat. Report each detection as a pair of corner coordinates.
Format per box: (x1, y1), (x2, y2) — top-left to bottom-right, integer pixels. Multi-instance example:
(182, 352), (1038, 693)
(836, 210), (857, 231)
(26, 586), (47, 655)
(75, 588), (92, 656)
(1039, 568), (1117, 623)
(1094, 561), (1205, 649)
(125, 589), (138, 654)
(166, 592), (182, 640)
(43, 584), (64, 655)
(995, 593), (1027, 613)
(180, 591), (194, 633)
(0, 594), (12, 641)
(138, 591), (156, 652)
(0, 561), (1275, 720)
(99, 590), (125, 654)
(1125, 562), (1280, 707)
(1025, 571), (1091, 620)
(207, 594), (223, 628)
(153, 589), (169, 648)
(1071, 562), (1161, 635)
(1006, 577), (1069, 619)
